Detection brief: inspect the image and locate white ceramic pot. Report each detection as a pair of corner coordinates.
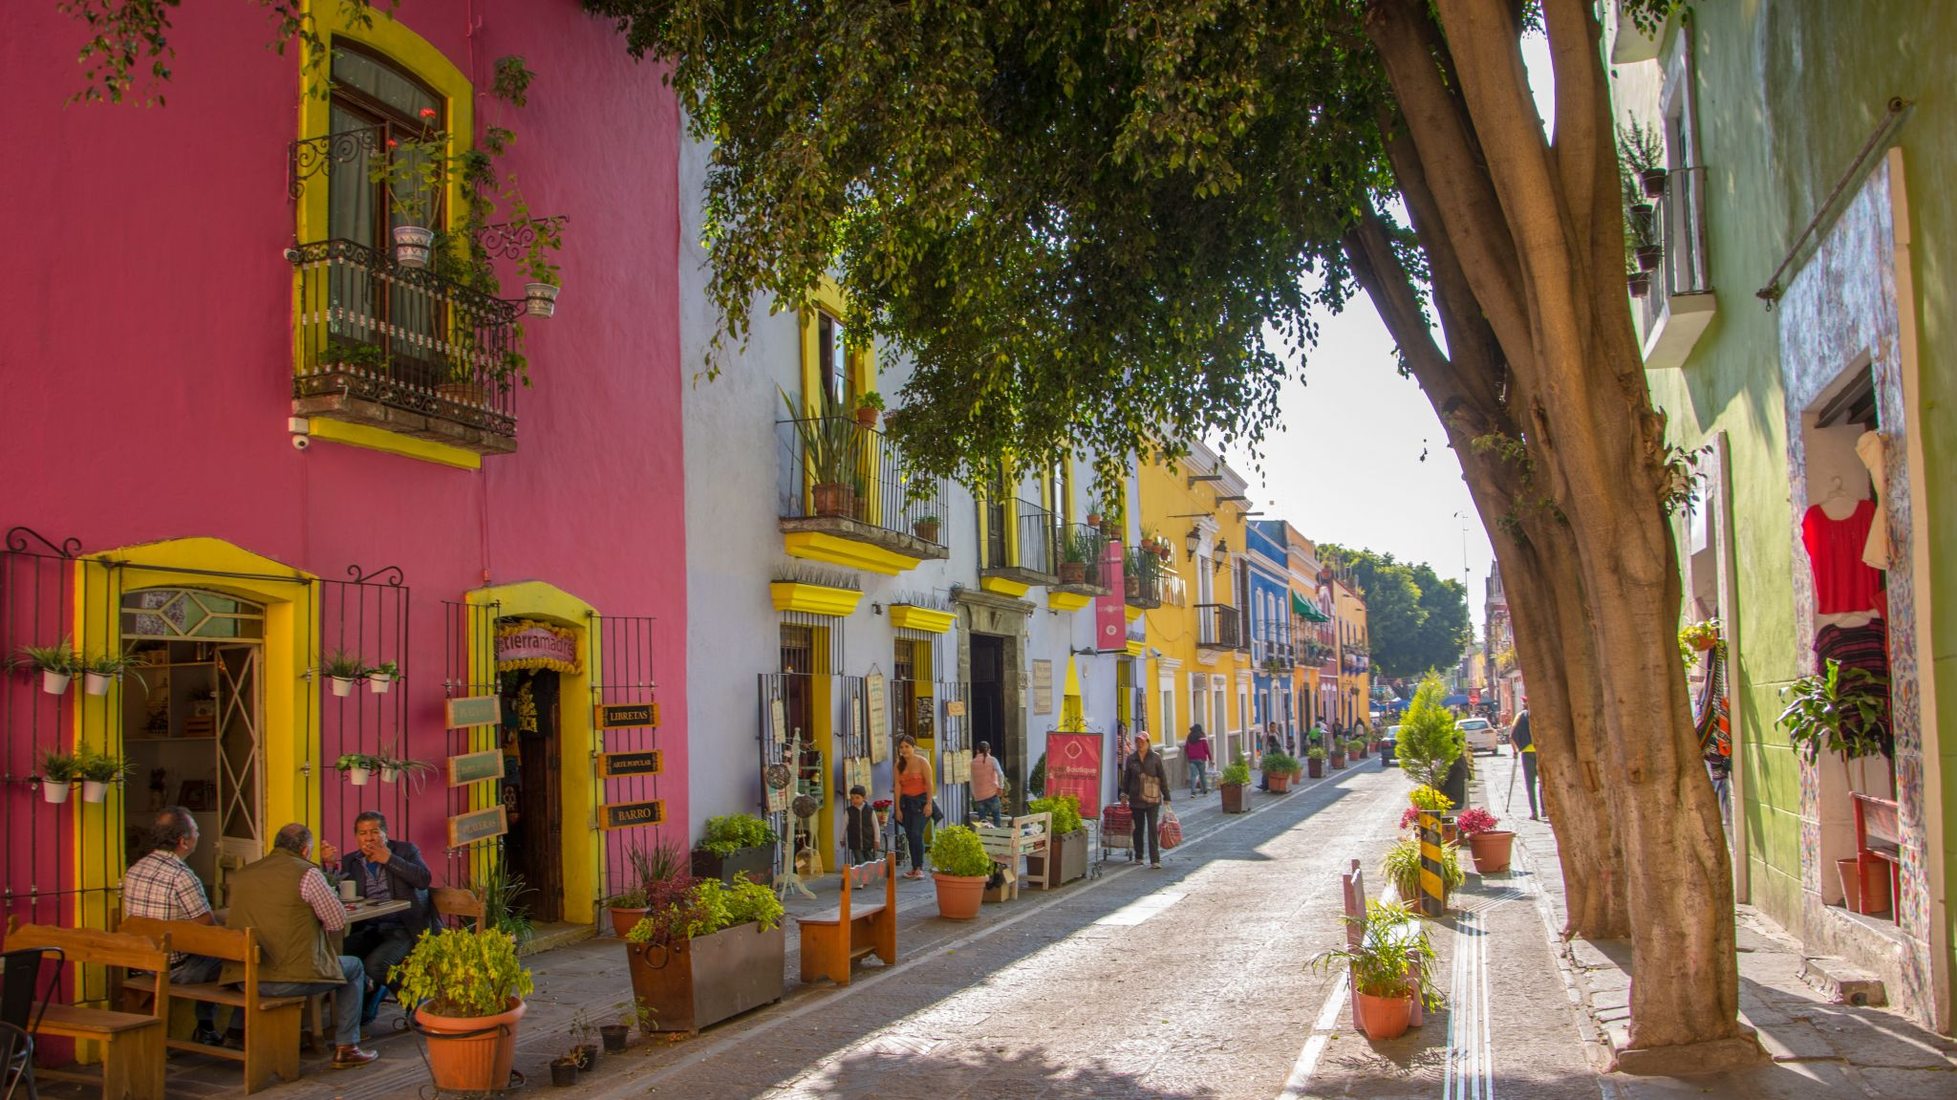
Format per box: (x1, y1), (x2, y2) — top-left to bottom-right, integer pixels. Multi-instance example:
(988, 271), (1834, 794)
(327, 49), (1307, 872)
(368, 673), (393, 694)
(381, 766), (400, 784)
(524, 283), (560, 318)
(329, 676), (358, 698)
(42, 781), (71, 805)
(393, 225), (435, 268)
(84, 672), (114, 696)
(41, 670), (71, 696)
(348, 766), (373, 786)
(81, 780), (108, 804)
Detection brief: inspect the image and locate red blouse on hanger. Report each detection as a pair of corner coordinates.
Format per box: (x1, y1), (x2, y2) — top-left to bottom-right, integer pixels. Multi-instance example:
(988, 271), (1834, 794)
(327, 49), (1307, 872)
(1801, 500), (1883, 615)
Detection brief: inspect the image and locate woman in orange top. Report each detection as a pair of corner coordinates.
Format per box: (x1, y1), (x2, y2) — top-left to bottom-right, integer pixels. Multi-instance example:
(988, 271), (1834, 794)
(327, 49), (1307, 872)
(894, 735), (936, 879)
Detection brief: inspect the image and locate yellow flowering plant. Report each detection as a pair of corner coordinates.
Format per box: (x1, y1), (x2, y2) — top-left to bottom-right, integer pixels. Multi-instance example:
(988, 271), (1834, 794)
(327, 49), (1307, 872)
(391, 928), (535, 1018)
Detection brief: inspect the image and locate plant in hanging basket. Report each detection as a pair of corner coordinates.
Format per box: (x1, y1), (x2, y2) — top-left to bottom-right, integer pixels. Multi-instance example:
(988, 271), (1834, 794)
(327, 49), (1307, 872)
(321, 651), (366, 697)
(76, 745), (132, 803)
(80, 649), (147, 696)
(15, 638), (79, 695)
(38, 750), (81, 804)
(366, 660), (400, 693)
(335, 753), (383, 785)
(375, 739), (437, 788)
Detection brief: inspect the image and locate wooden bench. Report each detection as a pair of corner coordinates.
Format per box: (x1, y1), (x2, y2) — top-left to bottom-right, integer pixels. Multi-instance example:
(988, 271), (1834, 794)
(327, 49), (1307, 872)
(1850, 792), (1900, 916)
(795, 853), (897, 987)
(117, 918), (304, 1093)
(974, 812), (1052, 899)
(4, 920), (169, 1100)
(1341, 857), (1424, 1035)
(433, 886), (485, 930)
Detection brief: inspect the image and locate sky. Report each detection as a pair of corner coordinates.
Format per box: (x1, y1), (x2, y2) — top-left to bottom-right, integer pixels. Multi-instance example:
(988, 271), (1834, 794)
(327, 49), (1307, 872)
(1224, 34), (1556, 638)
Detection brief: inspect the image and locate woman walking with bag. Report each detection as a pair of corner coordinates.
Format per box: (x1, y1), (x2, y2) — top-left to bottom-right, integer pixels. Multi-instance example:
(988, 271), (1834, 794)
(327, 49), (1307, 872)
(894, 735), (936, 879)
(1123, 733), (1171, 868)
(1184, 724), (1212, 796)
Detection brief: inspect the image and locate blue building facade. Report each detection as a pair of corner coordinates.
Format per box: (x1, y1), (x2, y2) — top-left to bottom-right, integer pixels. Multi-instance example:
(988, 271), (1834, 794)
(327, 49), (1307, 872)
(1245, 521), (1295, 743)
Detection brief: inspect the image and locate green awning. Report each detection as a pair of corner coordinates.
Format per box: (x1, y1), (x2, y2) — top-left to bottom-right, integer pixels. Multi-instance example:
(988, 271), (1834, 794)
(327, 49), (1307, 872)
(1293, 592), (1329, 621)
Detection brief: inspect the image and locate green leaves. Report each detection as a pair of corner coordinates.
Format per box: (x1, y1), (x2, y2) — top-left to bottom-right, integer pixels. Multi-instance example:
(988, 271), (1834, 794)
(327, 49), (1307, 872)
(1778, 659), (1889, 762)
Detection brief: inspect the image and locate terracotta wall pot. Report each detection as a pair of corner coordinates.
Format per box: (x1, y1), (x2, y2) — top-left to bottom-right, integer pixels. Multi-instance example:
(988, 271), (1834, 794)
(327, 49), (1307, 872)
(609, 906), (649, 938)
(1467, 830), (1514, 874)
(1354, 990), (1414, 1040)
(933, 872), (987, 919)
(1058, 561), (1088, 585)
(416, 997), (526, 1093)
(1838, 857), (1891, 916)
(1220, 783), (1249, 814)
(811, 483), (853, 518)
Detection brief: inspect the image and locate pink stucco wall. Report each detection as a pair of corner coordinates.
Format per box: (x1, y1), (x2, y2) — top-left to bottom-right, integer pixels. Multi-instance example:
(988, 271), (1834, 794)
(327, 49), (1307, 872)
(0, 4), (687, 899)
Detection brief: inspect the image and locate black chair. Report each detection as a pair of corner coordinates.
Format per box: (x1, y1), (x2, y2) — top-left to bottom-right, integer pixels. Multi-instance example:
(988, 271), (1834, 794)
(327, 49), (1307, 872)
(0, 948), (61, 1038)
(0, 1020), (33, 1100)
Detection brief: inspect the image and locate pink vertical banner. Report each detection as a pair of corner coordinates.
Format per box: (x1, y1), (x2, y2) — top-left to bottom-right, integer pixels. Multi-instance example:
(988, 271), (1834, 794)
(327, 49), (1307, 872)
(1095, 540), (1126, 652)
(1046, 732), (1105, 819)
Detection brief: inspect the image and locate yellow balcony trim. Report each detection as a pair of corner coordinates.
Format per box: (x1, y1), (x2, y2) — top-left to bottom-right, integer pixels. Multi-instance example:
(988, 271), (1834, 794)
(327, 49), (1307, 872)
(889, 605), (956, 634)
(980, 576), (1031, 598)
(770, 581), (864, 617)
(782, 531), (921, 576)
(306, 417), (484, 470)
(1126, 640), (1146, 658)
(1047, 590), (1093, 613)
(1124, 606), (1143, 623)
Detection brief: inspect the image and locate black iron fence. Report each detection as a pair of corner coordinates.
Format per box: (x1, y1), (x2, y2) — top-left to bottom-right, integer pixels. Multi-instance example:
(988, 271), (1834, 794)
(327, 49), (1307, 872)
(1054, 522), (1109, 588)
(1124, 548), (1164, 607)
(776, 417), (948, 545)
(1640, 165), (1711, 332)
(982, 499), (1058, 577)
(1196, 603), (1246, 650)
(291, 238), (519, 438)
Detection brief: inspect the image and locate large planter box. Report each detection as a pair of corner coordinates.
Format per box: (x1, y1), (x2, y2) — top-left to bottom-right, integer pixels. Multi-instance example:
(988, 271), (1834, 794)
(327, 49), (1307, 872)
(691, 843), (776, 887)
(626, 922), (785, 1033)
(1026, 827), (1089, 887)
(1221, 783), (1249, 814)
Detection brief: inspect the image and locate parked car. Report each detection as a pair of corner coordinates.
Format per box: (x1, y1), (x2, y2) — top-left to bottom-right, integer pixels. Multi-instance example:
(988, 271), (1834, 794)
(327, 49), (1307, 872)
(1458, 717), (1500, 756)
(1379, 724), (1402, 767)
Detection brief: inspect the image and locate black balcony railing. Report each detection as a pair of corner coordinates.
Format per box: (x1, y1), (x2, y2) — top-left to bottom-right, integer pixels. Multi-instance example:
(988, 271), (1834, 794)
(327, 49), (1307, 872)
(776, 417), (948, 545)
(1054, 522), (1109, 589)
(1196, 604), (1245, 650)
(1124, 548), (1164, 608)
(982, 499), (1057, 577)
(291, 238), (519, 441)
(1640, 165), (1710, 332)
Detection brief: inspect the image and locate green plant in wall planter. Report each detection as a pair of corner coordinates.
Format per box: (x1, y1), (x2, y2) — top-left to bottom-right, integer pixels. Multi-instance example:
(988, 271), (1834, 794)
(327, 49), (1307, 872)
(16, 638), (79, 696)
(81, 650), (147, 697)
(39, 750), (81, 804)
(321, 651), (367, 697)
(367, 660), (400, 694)
(375, 741), (437, 788)
(75, 745), (132, 804)
(1778, 659), (1889, 761)
(336, 753), (384, 786)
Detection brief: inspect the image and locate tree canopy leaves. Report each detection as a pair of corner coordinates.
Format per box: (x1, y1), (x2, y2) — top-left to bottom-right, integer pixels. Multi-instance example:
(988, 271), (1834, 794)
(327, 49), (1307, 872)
(1322, 544), (1472, 679)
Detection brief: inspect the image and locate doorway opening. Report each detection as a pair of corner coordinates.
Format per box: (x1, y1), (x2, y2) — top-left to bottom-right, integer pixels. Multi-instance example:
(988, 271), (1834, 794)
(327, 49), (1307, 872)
(499, 667), (564, 923)
(970, 634), (1009, 802)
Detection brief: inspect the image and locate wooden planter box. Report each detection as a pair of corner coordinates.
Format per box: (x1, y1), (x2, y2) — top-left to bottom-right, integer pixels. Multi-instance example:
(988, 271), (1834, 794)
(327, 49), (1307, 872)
(691, 843), (776, 887)
(626, 922), (785, 1033)
(1026, 827), (1089, 887)
(1221, 783), (1249, 814)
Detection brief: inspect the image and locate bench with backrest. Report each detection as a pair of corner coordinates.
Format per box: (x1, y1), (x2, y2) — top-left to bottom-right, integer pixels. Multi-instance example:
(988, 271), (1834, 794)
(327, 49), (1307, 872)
(1850, 792), (1900, 916)
(1340, 857), (1424, 1035)
(795, 852), (897, 987)
(974, 812), (1052, 899)
(432, 886), (485, 930)
(4, 920), (169, 1100)
(117, 918), (304, 1093)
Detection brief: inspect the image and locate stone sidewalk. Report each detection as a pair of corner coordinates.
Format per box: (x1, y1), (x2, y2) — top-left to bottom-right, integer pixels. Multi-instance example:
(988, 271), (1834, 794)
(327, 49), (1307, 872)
(1485, 751), (1957, 1099)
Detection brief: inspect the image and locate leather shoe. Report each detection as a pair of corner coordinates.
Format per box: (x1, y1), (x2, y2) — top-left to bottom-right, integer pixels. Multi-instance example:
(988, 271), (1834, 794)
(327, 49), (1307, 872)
(332, 1045), (379, 1069)
(188, 1026), (224, 1047)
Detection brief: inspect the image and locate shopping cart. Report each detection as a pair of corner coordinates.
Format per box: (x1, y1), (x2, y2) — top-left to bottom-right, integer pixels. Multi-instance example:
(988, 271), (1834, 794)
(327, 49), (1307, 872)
(1099, 803), (1134, 874)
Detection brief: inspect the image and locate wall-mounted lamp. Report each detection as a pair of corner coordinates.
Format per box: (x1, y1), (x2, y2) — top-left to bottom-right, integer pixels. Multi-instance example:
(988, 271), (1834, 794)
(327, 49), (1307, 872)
(1185, 527), (1202, 560)
(1215, 538), (1230, 559)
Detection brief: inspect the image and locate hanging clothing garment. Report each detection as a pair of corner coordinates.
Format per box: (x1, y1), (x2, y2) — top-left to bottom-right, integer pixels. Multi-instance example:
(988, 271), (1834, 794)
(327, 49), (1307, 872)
(1815, 620), (1892, 758)
(1801, 500), (1883, 615)
(1855, 430), (1891, 571)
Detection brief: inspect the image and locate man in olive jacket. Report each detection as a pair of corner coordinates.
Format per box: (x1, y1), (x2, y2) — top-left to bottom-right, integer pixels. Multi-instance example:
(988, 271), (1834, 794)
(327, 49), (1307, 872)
(223, 823), (377, 1068)
(1121, 733), (1171, 869)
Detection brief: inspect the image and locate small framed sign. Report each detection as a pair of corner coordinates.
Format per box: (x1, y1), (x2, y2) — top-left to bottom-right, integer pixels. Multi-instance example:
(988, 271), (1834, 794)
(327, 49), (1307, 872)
(447, 749), (506, 787)
(595, 701), (659, 730)
(600, 799), (666, 830)
(598, 750), (663, 778)
(447, 806), (508, 849)
(446, 695), (502, 729)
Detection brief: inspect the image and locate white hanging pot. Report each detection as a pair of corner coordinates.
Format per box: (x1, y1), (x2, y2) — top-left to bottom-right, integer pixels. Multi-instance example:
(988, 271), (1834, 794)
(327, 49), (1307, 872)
(393, 225), (435, 269)
(84, 672), (114, 696)
(329, 676), (358, 698)
(368, 673), (393, 694)
(524, 282), (560, 318)
(41, 670), (71, 696)
(381, 766), (401, 784)
(81, 780), (109, 804)
(347, 766), (373, 786)
(42, 781), (71, 805)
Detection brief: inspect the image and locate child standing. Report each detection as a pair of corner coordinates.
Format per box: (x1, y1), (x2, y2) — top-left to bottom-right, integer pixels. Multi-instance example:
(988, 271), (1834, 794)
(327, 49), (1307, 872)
(844, 785), (879, 864)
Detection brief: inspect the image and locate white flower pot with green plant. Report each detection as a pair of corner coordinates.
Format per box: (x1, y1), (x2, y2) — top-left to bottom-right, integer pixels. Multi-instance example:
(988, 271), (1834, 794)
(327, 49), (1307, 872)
(366, 660), (399, 694)
(76, 746), (132, 804)
(514, 191), (566, 317)
(17, 638), (79, 696)
(336, 753), (382, 786)
(82, 650), (145, 696)
(321, 651), (366, 697)
(39, 750), (81, 804)
(370, 109), (450, 269)
(377, 740), (437, 788)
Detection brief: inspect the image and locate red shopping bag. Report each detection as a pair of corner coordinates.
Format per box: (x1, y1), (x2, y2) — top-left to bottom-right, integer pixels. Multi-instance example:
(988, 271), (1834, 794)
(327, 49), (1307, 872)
(1158, 806), (1183, 850)
(1103, 803), (1133, 834)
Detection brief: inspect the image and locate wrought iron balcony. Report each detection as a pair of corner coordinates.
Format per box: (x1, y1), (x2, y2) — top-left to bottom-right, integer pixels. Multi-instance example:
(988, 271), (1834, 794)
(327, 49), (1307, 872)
(1124, 548), (1164, 609)
(775, 416), (950, 569)
(1637, 165), (1717, 369)
(290, 239), (520, 454)
(1053, 522), (1111, 595)
(1196, 603), (1246, 651)
(981, 499), (1059, 587)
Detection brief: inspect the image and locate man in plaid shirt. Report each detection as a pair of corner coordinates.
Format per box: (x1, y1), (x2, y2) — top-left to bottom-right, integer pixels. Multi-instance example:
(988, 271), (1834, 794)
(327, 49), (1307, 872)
(122, 806), (225, 1046)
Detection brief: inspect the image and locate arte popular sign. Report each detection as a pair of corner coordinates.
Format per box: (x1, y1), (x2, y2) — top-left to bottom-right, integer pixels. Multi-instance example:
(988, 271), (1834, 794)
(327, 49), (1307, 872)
(447, 749), (506, 787)
(1031, 660), (1054, 715)
(1095, 540), (1128, 651)
(595, 701), (659, 730)
(1045, 731), (1105, 819)
(599, 750), (664, 778)
(447, 806), (508, 849)
(600, 799), (666, 830)
(496, 620), (582, 674)
(865, 674), (889, 763)
(445, 695), (501, 729)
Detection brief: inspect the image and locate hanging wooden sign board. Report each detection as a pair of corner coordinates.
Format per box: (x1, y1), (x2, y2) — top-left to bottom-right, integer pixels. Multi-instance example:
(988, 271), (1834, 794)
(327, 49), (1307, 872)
(447, 806), (508, 848)
(446, 695), (502, 729)
(599, 750), (663, 778)
(447, 749), (506, 787)
(595, 701), (659, 730)
(600, 800), (666, 830)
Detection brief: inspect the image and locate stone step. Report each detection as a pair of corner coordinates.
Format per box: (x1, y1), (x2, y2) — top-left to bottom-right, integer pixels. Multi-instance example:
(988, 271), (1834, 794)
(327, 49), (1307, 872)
(1799, 954), (1887, 1007)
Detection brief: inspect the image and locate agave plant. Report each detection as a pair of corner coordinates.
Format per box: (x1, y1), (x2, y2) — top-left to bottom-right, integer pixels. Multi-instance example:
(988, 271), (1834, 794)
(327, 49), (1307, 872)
(779, 386), (862, 488)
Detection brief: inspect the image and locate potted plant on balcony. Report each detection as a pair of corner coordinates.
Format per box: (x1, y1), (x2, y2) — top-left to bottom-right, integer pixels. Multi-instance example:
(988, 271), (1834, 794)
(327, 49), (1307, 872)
(38, 750), (80, 805)
(1218, 756), (1252, 814)
(690, 813), (778, 886)
(321, 651), (366, 698)
(779, 387), (861, 518)
(1304, 746), (1327, 779)
(511, 188), (566, 318)
(1057, 529), (1092, 585)
(927, 825), (993, 920)
(393, 926), (535, 1092)
(370, 108), (450, 268)
(1618, 118), (1668, 199)
(853, 391), (884, 427)
(912, 513), (941, 543)
(1308, 899), (1441, 1041)
(1026, 794), (1088, 886)
(15, 638), (79, 696)
(1456, 807), (1514, 873)
(625, 873), (785, 1032)
(76, 746), (132, 804)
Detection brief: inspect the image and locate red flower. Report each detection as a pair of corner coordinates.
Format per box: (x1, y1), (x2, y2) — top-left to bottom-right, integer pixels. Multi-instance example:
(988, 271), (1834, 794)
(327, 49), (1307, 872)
(1456, 807), (1500, 836)
(418, 107), (438, 119)
(386, 139), (398, 149)
(1398, 806), (1420, 832)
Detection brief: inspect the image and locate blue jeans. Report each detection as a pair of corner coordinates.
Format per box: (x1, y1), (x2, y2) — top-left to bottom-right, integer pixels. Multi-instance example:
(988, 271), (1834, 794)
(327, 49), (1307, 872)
(1188, 760), (1209, 794)
(898, 794), (929, 872)
(972, 796), (1003, 826)
(263, 956), (365, 1047)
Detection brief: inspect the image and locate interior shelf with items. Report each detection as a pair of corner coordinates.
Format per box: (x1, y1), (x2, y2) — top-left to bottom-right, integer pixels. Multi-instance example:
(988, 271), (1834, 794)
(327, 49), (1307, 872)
(119, 641), (226, 886)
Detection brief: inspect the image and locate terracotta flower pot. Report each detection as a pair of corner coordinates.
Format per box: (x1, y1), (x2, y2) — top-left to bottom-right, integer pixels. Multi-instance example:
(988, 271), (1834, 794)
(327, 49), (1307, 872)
(1838, 856), (1891, 915)
(912, 519), (941, 543)
(811, 482), (853, 517)
(1354, 990), (1414, 1040)
(1058, 561), (1087, 585)
(416, 997), (526, 1093)
(1467, 830), (1515, 874)
(1268, 773), (1292, 793)
(609, 906), (649, 938)
(933, 872), (986, 920)
(1306, 758), (1324, 779)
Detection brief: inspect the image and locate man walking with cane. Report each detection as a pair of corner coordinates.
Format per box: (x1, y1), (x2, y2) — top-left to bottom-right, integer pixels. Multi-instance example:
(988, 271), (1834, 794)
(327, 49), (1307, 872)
(1508, 702), (1543, 821)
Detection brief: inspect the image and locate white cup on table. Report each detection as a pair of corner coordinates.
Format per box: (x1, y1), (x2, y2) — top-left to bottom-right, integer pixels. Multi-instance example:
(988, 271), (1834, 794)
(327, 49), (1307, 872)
(338, 879), (358, 902)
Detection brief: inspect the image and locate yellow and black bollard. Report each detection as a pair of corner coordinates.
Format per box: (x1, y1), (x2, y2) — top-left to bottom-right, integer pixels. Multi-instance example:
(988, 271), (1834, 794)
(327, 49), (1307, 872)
(1415, 808), (1447, 916)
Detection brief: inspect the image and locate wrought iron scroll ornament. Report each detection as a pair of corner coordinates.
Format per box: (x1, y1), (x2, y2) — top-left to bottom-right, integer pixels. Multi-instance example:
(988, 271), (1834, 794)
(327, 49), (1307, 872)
(288, 124), (387, 201)
(5, 526), (82, 558)
(474, 216), (570, 261)
(346, 563), (407, 587)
